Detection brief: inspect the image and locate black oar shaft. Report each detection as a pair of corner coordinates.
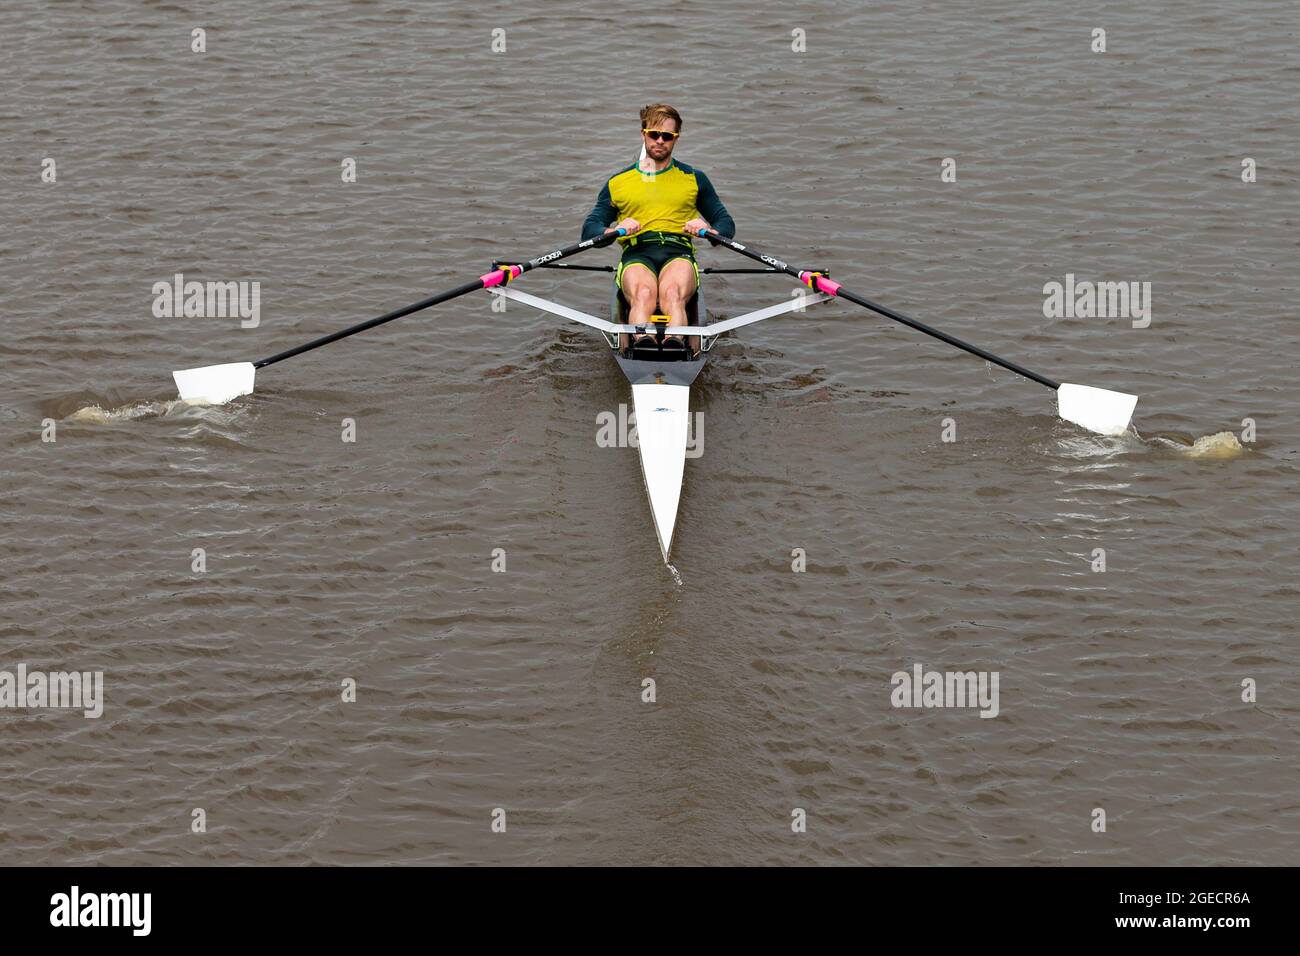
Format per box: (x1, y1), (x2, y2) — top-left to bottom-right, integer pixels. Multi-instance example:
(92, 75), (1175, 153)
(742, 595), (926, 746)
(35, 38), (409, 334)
(255, 278), (483, 369)
(700, 230), (1060, 391)
(831, 286), (1059, 390)
(254, 231), (621, 370)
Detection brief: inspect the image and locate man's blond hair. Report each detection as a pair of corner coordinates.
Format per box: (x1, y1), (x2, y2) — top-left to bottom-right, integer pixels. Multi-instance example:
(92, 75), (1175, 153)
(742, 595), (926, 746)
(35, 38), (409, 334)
(640, 103), (682, 132)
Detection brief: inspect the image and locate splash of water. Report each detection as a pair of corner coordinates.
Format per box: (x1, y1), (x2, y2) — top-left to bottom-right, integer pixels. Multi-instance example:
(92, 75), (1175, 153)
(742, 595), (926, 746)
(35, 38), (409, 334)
(1177, 430), (1245, 460)
(66, 400), (187, 424)
(1144, 429), (1245, 459)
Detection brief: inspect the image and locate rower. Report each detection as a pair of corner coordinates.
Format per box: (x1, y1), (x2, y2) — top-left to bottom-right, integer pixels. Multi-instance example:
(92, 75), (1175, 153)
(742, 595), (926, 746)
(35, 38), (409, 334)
(580, 103), (736, 353)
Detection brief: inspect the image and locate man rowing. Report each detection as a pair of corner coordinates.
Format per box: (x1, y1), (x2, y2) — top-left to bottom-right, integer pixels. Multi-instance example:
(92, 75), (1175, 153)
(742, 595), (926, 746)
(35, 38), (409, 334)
(581, 104), (735, 351)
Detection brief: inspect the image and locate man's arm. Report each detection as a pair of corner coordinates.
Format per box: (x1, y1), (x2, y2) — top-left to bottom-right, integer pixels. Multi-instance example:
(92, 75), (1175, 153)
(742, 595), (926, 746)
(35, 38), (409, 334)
(695, 171), (735, 238)
(581, 182), (617, 240)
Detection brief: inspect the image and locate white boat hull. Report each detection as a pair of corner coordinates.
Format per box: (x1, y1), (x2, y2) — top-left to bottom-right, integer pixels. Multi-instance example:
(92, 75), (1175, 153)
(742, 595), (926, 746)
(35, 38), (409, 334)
(631, 382), (691, 562)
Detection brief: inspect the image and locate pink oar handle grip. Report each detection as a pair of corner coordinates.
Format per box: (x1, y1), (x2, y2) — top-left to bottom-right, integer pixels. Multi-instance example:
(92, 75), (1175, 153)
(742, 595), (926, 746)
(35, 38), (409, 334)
(800, 271), (840, 295)
(480, 264), (523, 288)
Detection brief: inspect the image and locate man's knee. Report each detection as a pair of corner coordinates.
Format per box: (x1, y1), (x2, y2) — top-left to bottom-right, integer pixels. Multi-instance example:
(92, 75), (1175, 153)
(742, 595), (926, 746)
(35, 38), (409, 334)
(628, 281), (656, 304)
(658, 284), (687, 307)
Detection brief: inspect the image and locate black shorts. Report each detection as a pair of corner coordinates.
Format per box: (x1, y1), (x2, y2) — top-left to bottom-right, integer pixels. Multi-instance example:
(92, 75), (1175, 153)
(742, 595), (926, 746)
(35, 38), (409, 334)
(616, 232), (698, 290)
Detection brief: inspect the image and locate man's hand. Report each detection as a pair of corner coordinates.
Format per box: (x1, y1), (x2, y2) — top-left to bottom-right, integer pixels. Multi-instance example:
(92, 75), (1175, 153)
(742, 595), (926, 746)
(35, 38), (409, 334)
(608, 218), (640, 235)
(683, 218), (710, 235)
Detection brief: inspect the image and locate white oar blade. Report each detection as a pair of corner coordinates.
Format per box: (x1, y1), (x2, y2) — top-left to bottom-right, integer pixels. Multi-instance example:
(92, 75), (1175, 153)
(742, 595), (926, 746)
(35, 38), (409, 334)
(1056, 383), (1138, 437)
(172, 362), (256, 404)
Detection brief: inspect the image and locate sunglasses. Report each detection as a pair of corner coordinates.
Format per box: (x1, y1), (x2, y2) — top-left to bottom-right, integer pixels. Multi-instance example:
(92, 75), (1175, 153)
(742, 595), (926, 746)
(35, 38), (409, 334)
(642, 128), (680, 142)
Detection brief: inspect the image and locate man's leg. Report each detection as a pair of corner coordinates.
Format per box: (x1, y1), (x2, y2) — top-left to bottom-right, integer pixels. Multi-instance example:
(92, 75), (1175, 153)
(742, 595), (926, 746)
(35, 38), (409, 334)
(619, 263), (658, 350)
(657, 258), (699, 351)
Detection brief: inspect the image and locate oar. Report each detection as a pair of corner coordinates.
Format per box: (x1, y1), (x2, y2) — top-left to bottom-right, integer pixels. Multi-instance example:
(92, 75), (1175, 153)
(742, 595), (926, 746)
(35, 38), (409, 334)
(697, 229), (1138, 437)
(172, 230), (626, 404)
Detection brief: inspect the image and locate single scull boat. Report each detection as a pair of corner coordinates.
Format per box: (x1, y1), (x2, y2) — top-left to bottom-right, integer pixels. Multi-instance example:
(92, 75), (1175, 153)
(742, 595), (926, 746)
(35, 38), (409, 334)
(487, 260), (832, 561)
(170, 227), (1139, 565)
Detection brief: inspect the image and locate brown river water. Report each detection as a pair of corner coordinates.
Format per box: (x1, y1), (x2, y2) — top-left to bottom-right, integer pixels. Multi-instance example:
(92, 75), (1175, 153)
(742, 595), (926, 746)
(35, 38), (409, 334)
(2, 1), (1297, 865)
